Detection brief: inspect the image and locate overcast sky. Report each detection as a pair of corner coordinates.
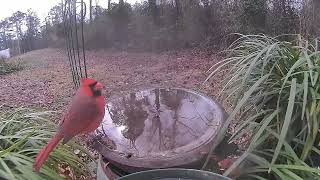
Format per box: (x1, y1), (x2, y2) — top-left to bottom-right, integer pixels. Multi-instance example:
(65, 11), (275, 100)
(0, 0), (141, 22)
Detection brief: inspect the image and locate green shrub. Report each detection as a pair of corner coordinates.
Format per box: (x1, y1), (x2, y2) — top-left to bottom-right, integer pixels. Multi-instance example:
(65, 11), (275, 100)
(205, 34), (320, 179)
(0, 107), (94, 179)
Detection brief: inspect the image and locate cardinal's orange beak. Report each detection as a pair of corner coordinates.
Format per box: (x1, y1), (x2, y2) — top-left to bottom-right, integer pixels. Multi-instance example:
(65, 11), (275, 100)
(95, 82), (104, 90)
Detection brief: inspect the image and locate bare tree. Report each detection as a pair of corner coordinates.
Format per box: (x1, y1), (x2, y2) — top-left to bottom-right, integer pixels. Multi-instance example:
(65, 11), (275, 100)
(312, 0), (320, 37)
(108, 0), (111, 11)
(9, 11), (26, 54)
(148, 0), (159, 25)
(49, 4), (63, 25)
(0, 19), (11, 49)
(24, 9), (40, 51)
(175, 0), (182, 29)
(90, 0), (93, 22)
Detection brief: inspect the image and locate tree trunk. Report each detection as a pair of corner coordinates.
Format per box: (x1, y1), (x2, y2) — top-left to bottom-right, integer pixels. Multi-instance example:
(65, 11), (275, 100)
(89, 0), (92, 22)
(313, 0), (320, 37)
(201, 0), (212, 36)
(2, 31), (8, 49)
(148, 0), (159, 25)
(175, 0), (182, 29)
(108, 0), (111, 11)
(15, 22), (21, 54)
(95, 0), (99, 19)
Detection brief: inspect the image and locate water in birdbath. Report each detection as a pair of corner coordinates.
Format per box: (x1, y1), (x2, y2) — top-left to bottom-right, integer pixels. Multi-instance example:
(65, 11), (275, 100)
(91, 88), (226, 172)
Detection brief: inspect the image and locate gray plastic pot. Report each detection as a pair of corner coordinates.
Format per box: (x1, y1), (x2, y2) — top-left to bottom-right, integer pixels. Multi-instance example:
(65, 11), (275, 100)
(117, 168), (232, 180)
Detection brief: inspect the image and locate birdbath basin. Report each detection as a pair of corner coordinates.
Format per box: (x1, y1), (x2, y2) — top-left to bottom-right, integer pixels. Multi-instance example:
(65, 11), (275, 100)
(118, 168), (232, 180)
(91, 88), (226, 174)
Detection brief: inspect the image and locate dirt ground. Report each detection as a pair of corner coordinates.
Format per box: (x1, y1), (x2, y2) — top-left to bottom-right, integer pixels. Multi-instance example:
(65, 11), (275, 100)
(0, 48), (222, 114)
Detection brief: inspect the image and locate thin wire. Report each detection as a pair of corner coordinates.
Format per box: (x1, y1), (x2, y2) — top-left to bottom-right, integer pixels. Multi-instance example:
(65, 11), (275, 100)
(73, 0), (83, 78)
(80, 0), (88, 78)
(69, 0), (80, 87)
(63, 2), (77, 88)
(68, 0), (80, 87)
(63, 0), (88, 88)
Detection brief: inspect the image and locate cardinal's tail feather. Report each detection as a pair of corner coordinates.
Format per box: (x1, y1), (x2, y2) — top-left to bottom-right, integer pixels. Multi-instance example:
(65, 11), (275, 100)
(33, 133), (63, 172)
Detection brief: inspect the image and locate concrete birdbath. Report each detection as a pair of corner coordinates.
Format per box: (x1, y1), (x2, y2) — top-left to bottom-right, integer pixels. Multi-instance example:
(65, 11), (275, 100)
(90, 88), (226, 179)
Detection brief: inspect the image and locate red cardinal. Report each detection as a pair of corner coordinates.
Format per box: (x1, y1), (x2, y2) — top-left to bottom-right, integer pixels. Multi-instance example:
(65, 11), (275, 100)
(33, 78), (105, 172)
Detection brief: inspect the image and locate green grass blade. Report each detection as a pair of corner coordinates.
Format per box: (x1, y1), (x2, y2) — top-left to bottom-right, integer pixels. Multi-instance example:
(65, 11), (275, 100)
(224, 111), (277, 176)
(247, 174), (269, 180)
(281, 169), (304, 180)
(273, 165), (320, 174)
(301, 114), (318, 160)
(249, 110), (278, 149)
(303, 51), (315, 86)
(270, 78), (297, 172)
(302, 72), (309, 120)
(202, 74), (269, 169)
(0, 158), (15, 179)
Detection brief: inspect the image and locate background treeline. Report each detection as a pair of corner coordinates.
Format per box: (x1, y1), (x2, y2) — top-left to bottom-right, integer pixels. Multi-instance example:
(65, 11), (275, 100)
(0, 0), (319, 54)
